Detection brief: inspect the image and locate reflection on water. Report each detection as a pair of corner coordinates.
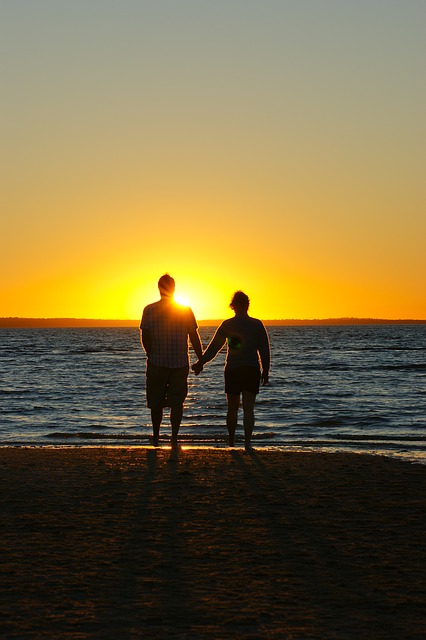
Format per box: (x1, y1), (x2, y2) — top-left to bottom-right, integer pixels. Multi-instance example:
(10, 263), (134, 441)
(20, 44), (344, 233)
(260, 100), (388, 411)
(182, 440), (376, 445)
(0, 325), (425, 463)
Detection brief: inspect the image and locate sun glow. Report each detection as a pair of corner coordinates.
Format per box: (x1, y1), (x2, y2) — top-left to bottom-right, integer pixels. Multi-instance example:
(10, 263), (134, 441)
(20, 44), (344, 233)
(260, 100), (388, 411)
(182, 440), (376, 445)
(1, 4), (425, 323)
(119, 272), (235, 323)
(174, 295), (191, 308)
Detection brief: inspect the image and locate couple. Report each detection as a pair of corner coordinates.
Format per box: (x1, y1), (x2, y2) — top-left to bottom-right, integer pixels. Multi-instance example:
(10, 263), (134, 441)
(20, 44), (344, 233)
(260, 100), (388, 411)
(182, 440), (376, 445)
(140, 274), (270, 449)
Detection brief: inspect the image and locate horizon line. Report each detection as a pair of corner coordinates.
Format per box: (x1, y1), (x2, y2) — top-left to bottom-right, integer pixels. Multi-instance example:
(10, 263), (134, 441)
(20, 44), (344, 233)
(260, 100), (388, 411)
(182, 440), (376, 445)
(1, 316), (425, 328)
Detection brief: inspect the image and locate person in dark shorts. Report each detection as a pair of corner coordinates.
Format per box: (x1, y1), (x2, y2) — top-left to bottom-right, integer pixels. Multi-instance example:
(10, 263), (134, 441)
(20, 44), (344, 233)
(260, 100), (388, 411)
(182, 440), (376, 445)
(140, 274), (203, 447)
(192, 291), (270, 449)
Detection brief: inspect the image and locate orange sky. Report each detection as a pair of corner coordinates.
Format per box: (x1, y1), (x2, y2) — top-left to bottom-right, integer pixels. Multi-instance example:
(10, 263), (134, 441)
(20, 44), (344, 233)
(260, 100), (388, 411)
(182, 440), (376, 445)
(1, 2), (425, 320)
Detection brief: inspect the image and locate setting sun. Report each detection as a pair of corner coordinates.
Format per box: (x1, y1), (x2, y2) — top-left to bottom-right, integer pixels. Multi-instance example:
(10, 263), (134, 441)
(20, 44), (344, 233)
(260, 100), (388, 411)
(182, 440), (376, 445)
(1, 2), (425, 322)
(173, 295), (191, 308)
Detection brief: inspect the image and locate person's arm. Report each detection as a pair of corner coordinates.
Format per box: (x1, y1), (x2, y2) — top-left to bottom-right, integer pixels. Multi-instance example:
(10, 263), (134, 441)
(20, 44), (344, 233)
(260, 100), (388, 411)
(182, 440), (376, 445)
(202, 330), (227, 364)
(187, 308), (204, 369)
(258, 324), (270, 385)
(188, 328), (203, 361)
(192, 326), (227, 375)
(140, 328), (152, 357)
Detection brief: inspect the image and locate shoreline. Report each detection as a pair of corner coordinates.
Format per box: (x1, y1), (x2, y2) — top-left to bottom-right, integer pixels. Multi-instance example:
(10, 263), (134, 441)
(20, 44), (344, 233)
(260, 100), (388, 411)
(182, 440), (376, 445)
(1, 448), (425, 638)
(1, 442), (425, 467)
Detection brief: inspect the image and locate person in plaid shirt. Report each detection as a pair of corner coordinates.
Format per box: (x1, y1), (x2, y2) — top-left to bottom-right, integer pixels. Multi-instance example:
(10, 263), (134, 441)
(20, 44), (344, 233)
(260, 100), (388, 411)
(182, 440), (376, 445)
(140, 274), (203, 447)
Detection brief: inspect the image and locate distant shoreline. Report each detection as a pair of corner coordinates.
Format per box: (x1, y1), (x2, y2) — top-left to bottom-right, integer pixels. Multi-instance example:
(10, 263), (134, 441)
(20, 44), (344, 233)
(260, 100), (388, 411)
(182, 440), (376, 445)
(1, 317), (425, 328)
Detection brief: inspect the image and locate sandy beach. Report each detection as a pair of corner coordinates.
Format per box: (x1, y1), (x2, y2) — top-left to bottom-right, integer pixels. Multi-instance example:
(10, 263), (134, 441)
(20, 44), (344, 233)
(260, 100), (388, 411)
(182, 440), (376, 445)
(0, 447), (424, 639)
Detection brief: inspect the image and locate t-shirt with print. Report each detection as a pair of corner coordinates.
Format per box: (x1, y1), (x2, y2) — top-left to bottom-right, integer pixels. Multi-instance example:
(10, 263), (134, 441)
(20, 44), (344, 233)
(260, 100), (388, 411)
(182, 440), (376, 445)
(214, 315), (270, 370)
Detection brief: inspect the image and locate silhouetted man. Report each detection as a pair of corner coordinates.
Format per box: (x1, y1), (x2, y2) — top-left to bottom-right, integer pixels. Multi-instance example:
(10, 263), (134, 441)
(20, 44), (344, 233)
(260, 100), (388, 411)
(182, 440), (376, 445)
(140, 274), (203, 447)
(193, 291), (270, 449)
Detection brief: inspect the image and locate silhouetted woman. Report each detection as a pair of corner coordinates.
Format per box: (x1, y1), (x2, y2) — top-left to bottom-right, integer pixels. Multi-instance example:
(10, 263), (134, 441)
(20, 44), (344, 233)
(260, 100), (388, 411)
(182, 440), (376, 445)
(193, 291), (270, 449)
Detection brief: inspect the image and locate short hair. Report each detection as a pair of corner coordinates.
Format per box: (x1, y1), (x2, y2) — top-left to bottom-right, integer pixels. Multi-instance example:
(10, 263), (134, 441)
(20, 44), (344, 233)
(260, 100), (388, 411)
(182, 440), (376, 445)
(158, 273), (175, 296)
(230, 290), (250, 311)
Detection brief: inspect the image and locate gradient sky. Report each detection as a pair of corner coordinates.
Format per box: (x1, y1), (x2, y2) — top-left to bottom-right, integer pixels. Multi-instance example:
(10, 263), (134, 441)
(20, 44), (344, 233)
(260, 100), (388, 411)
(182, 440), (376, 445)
(1, 0), (425, 320)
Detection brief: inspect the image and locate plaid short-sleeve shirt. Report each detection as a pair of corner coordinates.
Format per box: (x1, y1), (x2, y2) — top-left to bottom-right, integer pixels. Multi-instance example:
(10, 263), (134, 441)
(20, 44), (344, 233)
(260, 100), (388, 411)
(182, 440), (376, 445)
(140, 298), (197, 368)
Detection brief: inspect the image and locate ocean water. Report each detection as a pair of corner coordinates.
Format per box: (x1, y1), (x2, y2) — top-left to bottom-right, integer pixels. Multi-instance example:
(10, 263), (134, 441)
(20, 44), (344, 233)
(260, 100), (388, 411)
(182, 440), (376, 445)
(0, 325), (425, 463)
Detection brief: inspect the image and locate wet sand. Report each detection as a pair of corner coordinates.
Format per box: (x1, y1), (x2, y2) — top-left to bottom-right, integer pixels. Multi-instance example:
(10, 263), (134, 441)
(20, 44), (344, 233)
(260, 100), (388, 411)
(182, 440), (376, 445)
(0, 447), (425, 639)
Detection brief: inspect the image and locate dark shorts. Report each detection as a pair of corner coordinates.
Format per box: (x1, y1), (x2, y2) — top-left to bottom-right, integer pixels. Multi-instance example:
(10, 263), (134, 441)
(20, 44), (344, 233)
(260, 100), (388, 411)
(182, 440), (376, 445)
(225, 366), (261, 395)
(146, 362), (189, 409)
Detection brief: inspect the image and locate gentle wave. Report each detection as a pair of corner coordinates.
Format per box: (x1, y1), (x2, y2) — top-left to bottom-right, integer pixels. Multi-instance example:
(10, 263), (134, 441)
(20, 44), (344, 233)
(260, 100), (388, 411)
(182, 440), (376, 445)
(1, 326), (425, 463)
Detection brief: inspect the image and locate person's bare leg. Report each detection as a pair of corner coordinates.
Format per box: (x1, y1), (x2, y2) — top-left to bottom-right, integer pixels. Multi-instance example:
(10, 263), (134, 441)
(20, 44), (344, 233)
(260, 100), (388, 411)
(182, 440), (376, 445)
(226, 393), (240, 447)
(170, 404), (183, 447)
(151, 408), (163, 446)
(242, 391), (256, 449)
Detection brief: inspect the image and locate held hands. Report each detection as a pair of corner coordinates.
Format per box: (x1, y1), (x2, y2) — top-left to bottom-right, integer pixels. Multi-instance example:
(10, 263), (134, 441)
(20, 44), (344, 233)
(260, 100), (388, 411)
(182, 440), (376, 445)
(192, 360), (204, 376)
